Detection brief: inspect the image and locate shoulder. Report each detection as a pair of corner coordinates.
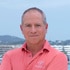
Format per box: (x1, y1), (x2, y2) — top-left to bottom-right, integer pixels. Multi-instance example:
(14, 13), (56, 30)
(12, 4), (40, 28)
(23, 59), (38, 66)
(3, 47), (22, 58)
(47, 46), (68, 65)
(46, 46), (68, 70)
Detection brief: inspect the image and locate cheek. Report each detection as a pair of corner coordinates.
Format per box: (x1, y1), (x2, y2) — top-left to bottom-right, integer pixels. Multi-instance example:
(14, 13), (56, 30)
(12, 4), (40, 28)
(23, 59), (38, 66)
(23, 29), (30, 37)
(40, 28), (47, 33)
(39, 29), (46, 36)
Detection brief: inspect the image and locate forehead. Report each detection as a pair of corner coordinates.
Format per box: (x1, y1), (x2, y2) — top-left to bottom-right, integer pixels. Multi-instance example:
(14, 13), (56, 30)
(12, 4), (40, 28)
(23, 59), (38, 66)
(23, 10), (43, 19)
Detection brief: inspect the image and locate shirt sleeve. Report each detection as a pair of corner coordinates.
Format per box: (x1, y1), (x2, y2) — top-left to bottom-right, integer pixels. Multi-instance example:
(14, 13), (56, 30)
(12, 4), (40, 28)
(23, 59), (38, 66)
(0, 53), (12, 70)
(47, 52), (68, 70)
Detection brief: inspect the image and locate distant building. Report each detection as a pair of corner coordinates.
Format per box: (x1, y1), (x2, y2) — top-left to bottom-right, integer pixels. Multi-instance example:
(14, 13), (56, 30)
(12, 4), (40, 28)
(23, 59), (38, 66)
(64, 45), (70, 55)
(52, 45), (63, 52)
(52, 45), (70, 55)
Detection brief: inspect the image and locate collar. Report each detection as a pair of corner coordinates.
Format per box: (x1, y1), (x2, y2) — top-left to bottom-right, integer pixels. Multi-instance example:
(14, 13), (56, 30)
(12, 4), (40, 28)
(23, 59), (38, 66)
(21, 40), (51, 53)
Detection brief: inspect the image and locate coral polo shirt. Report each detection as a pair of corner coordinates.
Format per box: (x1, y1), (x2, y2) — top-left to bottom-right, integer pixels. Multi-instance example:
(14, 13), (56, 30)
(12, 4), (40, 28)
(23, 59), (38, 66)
(1, 40), (68, 70)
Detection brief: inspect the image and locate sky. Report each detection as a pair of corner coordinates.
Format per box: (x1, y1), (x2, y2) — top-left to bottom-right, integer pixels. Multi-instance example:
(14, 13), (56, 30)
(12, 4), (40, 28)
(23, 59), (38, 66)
(0, 0), (70, 41)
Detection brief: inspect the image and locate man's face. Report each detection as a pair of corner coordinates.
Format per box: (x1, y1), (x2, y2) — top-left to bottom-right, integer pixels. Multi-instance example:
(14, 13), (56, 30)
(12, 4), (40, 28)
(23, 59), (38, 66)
(20, 11), (48, 44)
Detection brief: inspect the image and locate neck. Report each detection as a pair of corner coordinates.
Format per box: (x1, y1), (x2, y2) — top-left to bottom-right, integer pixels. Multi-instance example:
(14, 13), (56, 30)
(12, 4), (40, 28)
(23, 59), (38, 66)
(26, 40), (45, 56)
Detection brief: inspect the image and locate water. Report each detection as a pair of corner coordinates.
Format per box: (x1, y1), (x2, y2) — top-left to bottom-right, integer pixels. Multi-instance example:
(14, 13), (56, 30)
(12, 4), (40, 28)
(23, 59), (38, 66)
(68, 64), (70, 70)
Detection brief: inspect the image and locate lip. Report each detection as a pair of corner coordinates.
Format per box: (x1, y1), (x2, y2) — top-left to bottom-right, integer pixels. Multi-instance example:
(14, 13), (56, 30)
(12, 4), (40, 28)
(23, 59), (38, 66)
(29, 35), (39, 37)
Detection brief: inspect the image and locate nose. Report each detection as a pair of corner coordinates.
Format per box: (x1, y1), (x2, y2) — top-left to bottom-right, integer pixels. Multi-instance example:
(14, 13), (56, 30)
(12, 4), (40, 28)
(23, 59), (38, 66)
(31, 26), (36, 33)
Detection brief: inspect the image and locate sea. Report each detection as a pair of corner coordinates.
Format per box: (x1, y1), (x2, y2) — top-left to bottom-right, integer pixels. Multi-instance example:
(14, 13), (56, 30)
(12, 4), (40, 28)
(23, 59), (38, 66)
(68, 64), (70, 70)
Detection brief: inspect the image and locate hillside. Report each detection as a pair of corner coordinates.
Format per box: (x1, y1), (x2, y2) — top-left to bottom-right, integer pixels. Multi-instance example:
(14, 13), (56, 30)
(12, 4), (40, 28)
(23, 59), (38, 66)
(0, 35), (25, 45)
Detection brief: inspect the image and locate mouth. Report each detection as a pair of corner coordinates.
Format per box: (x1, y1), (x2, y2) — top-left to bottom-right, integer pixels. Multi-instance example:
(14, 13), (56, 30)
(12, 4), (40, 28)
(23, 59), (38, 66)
(29, 35), (39, 37)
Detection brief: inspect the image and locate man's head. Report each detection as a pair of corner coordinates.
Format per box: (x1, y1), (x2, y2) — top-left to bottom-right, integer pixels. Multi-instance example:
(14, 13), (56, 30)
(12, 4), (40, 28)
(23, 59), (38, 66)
(20, 7), (48, 44)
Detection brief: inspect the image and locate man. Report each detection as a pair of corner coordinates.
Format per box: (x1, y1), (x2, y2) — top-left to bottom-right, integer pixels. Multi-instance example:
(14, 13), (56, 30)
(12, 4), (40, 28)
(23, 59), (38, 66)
(1, 7), (68, 70)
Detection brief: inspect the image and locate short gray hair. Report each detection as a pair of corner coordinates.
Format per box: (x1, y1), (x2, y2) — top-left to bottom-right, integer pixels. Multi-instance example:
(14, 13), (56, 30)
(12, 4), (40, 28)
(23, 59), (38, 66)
(22, 7), (47, 24)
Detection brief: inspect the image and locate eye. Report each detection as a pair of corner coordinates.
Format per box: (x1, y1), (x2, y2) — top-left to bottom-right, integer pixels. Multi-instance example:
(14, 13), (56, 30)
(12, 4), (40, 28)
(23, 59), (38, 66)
(25, 24), (31, 27)
(35, 24), (41, 27)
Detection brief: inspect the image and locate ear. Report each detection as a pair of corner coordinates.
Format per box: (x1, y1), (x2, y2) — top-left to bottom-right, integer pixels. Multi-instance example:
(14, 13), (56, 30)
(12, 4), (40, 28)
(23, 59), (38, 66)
(45, 23), (48, 29)
(20, 24), (23, 31)
(45, 23), (48, 34)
